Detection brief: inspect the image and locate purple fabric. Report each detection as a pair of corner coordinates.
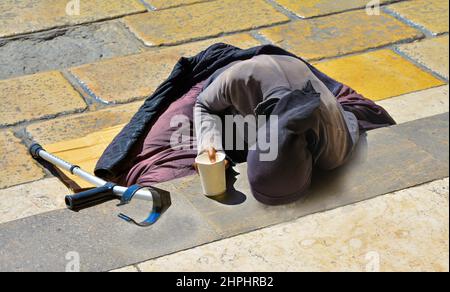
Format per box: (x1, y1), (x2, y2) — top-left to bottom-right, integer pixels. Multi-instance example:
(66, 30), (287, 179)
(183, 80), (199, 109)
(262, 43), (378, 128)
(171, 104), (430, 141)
(122, 81), (205, 186)
(337, 85), (396, 131)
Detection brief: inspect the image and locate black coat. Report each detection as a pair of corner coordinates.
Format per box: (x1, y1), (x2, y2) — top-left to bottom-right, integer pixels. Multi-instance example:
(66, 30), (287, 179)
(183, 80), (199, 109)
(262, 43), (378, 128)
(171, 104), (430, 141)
(94, 43), (394, 180)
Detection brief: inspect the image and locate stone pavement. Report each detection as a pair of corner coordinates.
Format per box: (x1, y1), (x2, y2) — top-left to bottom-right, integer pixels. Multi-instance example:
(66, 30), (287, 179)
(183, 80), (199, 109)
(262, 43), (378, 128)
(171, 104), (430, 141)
(0, 0), (448, 272)
(123, 178), (449, 272)
(1, 114), (448, 271)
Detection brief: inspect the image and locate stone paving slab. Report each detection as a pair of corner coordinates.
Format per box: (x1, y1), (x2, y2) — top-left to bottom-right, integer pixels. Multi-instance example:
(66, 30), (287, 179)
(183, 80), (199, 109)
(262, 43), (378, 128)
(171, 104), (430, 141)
(0, 178), (69, 224)
(274, 0), (395, 18)
(0, 21), (144, 81)
(135, 178), (449, 272)
(396, 35), (449, 80)
(122, 0), (289, 46)
(314, 49), (445, 100)
(26, 102), (142, 145)
(378, 86), (449, 124)
(0, 131), (45, 190)
(0, 191), (220, 272)
(0, 0), (146, 39)
(0, 114), (447, 271)
(44, 125), (125, 189)
(69, 34), (260, 104)
(26, 102), (143, 188)
(390, 113), (449, 163)
(146, 0), (211, 10)
(0, 71), (87, 126)
(385, 0), (449, 35)
(258, 10), (422, 60)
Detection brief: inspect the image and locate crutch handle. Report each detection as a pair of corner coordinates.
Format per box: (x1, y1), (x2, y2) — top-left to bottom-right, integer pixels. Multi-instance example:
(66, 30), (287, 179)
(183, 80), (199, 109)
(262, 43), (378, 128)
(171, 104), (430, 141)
(65, 183), (118, 211)
(28, 142), (172, 227)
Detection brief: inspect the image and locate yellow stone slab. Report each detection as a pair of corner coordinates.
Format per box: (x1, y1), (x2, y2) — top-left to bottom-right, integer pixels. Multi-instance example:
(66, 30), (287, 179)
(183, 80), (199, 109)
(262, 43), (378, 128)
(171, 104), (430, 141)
(27, 102), (142, 188)
(314, 49), (445, 101)
(148, 0), (210, 10)
(122, 0), (289, 46)
(0, 131), (45, 189)
(27, 101), (142, 145)
(69, 34), (261, 104)
(0, 0), (146, 38)
(386, 0), (449, 35)
(0, 71), (87, 126)
(259, 10), (422, 60)
(397, 36), (449, 80)
(275, 0), (392, 18)
(44, 125), (125, 188)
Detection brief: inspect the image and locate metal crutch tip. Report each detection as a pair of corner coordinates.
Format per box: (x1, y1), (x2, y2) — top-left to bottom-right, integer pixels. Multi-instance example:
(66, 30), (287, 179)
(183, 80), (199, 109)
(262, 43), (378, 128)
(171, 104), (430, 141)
(29, 143), (44, 159)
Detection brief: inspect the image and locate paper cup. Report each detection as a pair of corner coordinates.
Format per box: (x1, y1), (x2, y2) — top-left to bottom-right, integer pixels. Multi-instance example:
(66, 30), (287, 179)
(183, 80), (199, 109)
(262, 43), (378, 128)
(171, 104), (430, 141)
(195, 152), (227, 196)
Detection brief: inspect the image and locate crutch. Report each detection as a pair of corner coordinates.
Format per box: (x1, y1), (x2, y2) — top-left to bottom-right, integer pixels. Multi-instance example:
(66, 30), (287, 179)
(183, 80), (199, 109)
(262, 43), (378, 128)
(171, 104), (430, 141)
(29, 143), (171, 227)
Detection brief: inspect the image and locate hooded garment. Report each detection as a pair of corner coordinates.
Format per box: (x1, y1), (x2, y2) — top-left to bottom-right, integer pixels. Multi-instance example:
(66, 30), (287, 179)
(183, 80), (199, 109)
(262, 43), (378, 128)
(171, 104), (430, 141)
(247, 82), (358, 205)
(95, 43), (396, 182)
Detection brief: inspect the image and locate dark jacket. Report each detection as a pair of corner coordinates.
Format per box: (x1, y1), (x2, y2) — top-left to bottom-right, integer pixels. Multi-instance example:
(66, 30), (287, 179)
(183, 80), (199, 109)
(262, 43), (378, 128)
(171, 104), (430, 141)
(95, 43), (395, 180)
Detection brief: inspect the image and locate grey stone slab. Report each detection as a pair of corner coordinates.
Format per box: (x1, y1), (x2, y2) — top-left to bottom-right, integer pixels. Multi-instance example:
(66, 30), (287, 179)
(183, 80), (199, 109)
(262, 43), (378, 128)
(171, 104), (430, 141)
(157, 170), (313, 237)
(0, 114), (448, 271)
(173, 117), (449, 237)
(390, 113), (449, 163)
(0, 21), (143, 80)
(0, 192), (219, 272)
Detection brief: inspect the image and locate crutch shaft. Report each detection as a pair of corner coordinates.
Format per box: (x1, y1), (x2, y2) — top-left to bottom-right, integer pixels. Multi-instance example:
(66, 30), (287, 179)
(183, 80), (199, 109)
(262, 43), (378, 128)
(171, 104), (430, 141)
(30, 144), (153, 202)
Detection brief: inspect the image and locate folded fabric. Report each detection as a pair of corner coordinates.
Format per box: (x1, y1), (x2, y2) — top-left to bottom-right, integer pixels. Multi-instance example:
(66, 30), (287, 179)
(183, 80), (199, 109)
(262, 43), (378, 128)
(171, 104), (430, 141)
(120, 81), (205, 186)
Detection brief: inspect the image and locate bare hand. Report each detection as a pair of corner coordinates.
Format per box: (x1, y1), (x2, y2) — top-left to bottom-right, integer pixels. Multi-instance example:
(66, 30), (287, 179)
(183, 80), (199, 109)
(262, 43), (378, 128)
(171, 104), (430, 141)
(207, 147), (217, 163)
(193, 147), (230, 173)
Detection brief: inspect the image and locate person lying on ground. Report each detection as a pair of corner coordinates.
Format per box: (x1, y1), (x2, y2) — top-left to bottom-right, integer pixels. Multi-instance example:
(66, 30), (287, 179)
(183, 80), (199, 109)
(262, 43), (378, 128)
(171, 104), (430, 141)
(100, 44), (395, 205)
(194, 54), (360, 205)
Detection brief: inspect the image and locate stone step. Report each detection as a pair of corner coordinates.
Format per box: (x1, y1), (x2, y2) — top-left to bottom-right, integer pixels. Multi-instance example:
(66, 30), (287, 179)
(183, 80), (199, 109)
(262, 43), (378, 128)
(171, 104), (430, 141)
(0, 113), (447, 272)
(131, 177), (449, 272)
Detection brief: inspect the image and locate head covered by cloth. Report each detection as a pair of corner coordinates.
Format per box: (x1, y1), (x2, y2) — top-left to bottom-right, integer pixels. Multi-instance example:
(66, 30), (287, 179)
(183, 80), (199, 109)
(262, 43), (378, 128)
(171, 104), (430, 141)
(247, 81), (321, 205)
